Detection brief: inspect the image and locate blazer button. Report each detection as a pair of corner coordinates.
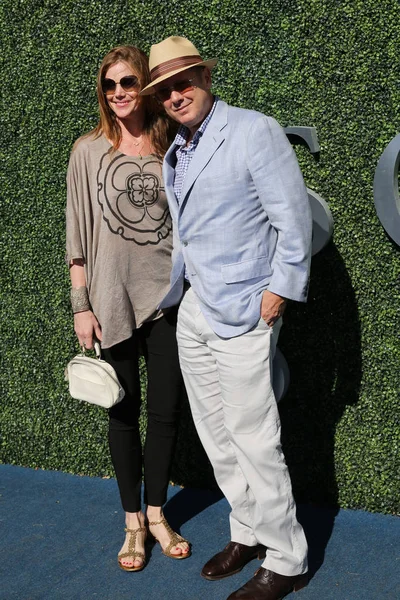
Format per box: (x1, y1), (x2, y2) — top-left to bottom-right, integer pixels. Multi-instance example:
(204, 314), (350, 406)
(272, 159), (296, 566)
(182, 240), (188, 246)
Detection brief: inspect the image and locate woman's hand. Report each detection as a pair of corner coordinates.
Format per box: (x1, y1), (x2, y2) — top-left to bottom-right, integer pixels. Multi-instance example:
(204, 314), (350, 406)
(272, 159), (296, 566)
(74, 310), (102, 349)
(69, 260), (102, 349)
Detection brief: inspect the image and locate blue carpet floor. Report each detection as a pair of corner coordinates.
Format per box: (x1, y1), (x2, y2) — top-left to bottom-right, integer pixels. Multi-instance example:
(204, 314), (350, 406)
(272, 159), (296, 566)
(0, 464), (399, 600)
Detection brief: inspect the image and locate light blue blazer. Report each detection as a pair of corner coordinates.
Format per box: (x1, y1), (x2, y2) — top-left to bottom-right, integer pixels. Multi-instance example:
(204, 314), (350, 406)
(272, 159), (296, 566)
(160, 99), (312, 338)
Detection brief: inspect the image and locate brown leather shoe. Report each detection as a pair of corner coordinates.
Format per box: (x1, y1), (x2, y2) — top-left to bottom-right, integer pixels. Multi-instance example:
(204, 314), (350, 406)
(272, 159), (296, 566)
(201, 542), (266, 581)
(226, 567), (308, 599)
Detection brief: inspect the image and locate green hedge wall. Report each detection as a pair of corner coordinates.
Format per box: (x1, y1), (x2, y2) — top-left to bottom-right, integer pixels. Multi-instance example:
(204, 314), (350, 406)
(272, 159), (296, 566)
(1, 0), (399, 514)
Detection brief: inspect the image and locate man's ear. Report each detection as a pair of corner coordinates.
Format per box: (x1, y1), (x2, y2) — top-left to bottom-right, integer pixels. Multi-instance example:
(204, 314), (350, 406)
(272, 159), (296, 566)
(203, 67), (212, 90)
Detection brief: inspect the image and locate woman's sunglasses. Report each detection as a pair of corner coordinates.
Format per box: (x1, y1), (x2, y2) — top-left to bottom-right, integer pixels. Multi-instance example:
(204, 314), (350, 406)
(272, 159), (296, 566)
(102, 75), (140, 95)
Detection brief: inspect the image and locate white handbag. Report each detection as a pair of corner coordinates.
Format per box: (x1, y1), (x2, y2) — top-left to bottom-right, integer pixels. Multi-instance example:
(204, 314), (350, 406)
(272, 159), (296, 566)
(65, 342), (125, 408)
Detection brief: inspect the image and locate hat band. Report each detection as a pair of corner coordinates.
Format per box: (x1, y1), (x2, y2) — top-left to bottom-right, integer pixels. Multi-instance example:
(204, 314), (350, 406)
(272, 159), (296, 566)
(150, 55), (203, 81)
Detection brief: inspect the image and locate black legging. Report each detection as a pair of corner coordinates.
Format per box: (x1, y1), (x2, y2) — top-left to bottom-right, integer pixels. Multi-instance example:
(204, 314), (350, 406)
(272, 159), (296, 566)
(102, 308), (183, 512)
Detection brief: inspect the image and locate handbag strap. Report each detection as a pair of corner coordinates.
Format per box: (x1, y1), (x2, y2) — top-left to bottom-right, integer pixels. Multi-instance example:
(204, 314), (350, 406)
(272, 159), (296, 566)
(80, 341), (102, 359)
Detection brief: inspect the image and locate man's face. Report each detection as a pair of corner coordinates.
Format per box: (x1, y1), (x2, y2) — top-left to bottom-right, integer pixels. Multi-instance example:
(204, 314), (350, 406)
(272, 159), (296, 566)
(155, 68), (213, 136)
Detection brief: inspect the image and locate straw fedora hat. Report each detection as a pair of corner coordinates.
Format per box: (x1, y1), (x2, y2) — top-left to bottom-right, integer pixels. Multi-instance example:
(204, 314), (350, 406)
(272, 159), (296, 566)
(140, 36), (217, 95)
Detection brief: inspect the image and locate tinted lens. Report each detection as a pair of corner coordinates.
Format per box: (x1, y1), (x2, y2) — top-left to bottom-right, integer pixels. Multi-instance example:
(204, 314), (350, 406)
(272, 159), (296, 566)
(156, 88), (172, 102)
(156, 87), (172, 102)
(102, 78), (116, 94)
(174, 80), (194, 94)
(120, 76), (139, 91)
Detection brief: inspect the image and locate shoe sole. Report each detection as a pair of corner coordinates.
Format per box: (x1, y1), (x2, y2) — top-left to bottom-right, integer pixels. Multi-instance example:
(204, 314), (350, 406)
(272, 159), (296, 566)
(118, 562), (145, 572)
(162, 550), (192, 560)
(201, 565), (246, 581)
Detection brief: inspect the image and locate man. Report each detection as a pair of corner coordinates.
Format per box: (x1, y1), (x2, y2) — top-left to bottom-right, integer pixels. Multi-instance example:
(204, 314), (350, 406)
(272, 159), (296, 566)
(141, 36), (312, 600)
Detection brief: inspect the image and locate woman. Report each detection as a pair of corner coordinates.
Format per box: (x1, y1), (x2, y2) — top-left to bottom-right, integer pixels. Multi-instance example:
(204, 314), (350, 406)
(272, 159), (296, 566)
(66, 46), (190, 571)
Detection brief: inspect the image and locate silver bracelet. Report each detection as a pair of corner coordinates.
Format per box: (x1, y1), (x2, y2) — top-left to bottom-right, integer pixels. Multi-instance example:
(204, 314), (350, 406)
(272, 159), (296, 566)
(70, 286), (91, 314)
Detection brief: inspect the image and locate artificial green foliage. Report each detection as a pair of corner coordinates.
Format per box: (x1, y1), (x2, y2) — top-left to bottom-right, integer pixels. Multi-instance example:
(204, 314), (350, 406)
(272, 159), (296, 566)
(0, 0), (399, 514)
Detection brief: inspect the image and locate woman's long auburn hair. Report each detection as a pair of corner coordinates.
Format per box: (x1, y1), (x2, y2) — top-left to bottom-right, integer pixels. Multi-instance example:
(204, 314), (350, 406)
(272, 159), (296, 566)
(93, 45), (175, 157)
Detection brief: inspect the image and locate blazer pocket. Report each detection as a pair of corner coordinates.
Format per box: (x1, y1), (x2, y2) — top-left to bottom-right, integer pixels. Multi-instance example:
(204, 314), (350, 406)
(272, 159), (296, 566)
(221, 256), (271, 283)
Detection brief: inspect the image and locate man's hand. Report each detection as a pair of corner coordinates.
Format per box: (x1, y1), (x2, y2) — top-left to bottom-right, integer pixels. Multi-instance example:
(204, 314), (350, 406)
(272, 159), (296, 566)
(73, 310), (102, 349)
(260, 290), (287, 327)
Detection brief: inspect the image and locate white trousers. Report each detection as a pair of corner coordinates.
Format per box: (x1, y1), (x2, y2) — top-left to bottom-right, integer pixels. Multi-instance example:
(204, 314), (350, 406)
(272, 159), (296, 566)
(176, 287), (308, 576)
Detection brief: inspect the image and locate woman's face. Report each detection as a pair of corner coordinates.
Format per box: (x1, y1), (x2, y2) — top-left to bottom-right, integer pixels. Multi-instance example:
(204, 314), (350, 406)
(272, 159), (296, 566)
(103, 61), (143, 122)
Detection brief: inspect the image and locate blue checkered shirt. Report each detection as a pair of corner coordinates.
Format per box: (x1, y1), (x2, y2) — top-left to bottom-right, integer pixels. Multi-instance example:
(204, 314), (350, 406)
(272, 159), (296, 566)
(173, 97), (218, 203)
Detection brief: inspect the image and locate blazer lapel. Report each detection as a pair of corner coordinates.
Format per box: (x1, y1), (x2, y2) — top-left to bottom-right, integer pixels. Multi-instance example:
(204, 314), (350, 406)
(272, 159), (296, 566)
(163, 144), (179, 221)
(179, 100), (228, 212)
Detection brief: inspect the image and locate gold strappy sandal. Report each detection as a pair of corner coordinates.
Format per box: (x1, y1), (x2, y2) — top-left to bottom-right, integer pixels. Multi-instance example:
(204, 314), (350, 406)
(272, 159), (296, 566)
(118, 526), (146, 572)
(148, 514), (191, 560)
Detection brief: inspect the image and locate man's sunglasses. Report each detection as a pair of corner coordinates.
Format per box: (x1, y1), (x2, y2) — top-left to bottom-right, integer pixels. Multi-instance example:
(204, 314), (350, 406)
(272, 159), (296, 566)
(102, 75), (140, 95)
(155, 77), (197, 102)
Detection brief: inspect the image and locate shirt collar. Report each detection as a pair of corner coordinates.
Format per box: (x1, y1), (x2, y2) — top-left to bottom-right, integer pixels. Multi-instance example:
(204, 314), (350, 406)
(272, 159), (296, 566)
(173, 96), (219, 148)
